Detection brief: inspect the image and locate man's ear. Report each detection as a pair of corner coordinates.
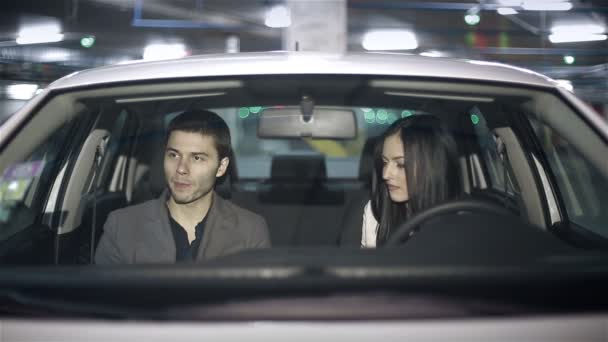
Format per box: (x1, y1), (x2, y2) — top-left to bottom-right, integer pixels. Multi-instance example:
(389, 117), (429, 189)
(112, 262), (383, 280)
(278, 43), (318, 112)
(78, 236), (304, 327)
(216, 157), (230, 178)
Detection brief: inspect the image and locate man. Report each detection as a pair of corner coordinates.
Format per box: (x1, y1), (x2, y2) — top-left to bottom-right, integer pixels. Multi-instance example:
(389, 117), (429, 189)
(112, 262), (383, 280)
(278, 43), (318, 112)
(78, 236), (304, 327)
(95, 109), (270, 264)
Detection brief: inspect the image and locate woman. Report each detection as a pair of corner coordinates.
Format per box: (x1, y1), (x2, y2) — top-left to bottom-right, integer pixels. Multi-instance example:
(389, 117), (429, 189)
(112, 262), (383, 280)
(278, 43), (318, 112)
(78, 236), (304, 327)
(361, 115), (460, 247)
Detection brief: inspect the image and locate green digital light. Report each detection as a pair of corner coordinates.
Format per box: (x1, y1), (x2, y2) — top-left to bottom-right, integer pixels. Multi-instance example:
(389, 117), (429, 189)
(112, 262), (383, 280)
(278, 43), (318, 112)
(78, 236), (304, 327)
(470, 113), (480, 125)
(238, 107), (250, 118)
(401, 110), (413, 118)
(376, 109), (388, 121)
(249, 106), (262, 114)
(465, 13), (480, 26)
(365, 117), (375, 124)
(563, 55), (575, 65)
(80, 35), (95, 48)
(364, 110), (375, 121)
(376, 109), (387, 124)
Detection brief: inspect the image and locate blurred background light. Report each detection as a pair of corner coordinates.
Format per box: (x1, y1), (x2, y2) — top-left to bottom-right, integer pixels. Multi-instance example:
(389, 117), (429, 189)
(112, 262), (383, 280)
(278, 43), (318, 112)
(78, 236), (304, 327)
(265, 5), (291, 28)
(465, 13), (480, 25)
(563, 55), (575, 64)
(80, 36), (96, 48)
(238, 107), (250, 118)
(7, 84), (39, 100)
(142, 43), (187, 61)
(17, 23), (64, 45)
(550, 22), (606, 43)
(497, 7), (518, 15)
(522, 1), (573, 11)
(550, 33), (607, 43)
(362, 30), (418, 51)
(470, 113), (480, 125)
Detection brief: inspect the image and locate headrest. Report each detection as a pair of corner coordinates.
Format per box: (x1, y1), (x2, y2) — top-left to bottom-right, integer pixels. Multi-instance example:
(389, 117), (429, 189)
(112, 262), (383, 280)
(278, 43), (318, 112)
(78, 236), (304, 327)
(270, 155), (326, 182)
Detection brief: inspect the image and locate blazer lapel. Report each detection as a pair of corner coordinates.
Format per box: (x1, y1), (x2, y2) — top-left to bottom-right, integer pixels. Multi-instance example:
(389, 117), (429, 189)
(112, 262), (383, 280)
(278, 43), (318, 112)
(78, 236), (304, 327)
(134, 191), (176, 263)
(196, 192), (236, 260)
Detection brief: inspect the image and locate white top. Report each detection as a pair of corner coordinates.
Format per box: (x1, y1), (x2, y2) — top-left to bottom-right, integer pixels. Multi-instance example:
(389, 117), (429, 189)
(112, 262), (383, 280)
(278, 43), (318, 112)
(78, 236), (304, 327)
(361, 201), (379, 248)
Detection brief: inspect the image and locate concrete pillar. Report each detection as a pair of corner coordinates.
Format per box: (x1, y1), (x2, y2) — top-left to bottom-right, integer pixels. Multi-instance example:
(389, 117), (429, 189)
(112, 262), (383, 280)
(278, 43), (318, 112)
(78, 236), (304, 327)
(283, 0), (347, 53)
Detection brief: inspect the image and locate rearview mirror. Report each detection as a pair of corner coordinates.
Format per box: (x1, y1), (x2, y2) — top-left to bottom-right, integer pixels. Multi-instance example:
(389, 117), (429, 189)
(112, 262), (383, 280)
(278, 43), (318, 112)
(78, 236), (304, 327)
(258, 106), (357, 139)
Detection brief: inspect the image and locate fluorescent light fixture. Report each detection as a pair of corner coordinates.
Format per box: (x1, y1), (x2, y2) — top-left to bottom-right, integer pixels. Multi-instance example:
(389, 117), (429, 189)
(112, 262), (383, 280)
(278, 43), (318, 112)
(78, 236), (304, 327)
(7, 84), (39, 100)
(549, 33), (607, 43)
(497, 7), (519, 15)
(265, 5), (291, 28)
(17, 23), (64, 45)
(38, 49), (71, 62)
(143, 43), (187, 61)
(522, 1), (572, 11)
(362, 30), (418, 51)
(550, 22), (606, 43)
(555, 79), (574, 92)
(17, 33), (63, 45)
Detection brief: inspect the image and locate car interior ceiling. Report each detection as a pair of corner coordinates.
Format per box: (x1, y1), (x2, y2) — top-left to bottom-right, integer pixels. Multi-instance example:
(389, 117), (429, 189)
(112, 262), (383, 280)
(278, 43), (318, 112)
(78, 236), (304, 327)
(45, 79), (590, 265)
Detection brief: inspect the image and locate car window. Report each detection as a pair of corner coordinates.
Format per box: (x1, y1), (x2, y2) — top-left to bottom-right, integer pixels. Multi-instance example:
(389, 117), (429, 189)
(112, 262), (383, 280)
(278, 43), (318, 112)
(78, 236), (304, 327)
(0, 121), (72, 241)
(529, 116), (608, 236)
(0, 76), (606, 265)
(470, 106), (521, 196)
(164, 107), (419, 179)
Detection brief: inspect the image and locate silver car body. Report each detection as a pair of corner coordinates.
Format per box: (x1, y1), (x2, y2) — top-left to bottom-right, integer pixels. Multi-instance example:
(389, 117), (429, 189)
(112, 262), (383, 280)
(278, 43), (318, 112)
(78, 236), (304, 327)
(1, 52), (608, 340)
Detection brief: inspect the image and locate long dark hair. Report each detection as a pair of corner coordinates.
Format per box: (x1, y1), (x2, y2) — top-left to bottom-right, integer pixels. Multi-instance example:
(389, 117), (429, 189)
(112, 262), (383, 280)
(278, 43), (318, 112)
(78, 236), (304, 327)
(371, 115), (460, 246)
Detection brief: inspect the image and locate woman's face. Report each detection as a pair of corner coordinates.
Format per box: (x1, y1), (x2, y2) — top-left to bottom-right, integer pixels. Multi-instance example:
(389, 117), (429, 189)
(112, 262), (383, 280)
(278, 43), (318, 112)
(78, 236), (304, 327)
(382, 133), (409, 203)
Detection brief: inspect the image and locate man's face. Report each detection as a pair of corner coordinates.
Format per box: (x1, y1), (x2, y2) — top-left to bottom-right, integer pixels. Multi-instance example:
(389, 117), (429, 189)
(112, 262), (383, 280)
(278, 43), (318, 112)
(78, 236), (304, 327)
(164, 130), (229, 205)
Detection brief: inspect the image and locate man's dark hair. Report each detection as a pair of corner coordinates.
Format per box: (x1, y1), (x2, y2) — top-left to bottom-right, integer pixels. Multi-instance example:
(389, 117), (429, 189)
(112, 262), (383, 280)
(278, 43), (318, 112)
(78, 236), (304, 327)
(166, 109), (232, 160)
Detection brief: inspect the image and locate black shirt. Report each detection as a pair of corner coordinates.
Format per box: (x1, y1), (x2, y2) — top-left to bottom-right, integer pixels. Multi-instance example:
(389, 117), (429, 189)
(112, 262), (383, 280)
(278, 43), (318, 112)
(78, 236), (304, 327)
(168, 214), (208, 262)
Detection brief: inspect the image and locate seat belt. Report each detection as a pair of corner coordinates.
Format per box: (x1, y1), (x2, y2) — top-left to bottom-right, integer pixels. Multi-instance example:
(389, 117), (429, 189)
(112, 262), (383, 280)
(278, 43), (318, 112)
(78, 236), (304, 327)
(89, 135), (109, 264)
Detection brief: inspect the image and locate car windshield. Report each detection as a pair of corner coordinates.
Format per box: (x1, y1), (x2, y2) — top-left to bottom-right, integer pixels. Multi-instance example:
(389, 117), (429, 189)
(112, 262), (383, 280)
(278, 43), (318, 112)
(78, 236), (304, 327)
(0, 73), (607, 320)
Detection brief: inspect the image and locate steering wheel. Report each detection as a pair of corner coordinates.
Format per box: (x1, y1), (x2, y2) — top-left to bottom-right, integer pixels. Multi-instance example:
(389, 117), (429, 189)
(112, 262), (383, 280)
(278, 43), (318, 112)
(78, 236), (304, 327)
(385, 198), (515, 247)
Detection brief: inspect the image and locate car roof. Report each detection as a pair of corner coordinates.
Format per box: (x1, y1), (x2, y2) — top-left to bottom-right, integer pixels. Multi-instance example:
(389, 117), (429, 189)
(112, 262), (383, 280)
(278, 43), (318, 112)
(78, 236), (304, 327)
(49, 51), (558, 90)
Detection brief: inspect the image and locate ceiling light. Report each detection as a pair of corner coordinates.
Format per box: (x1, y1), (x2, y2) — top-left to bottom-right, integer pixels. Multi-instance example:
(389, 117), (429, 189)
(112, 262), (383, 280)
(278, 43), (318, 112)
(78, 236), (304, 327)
(522, 1), (572, 11)
(497, 7), (518, 15)
(7, 84), (39, 100)
(17, 23), (64, 45)
(142, 43), (187, 61)
(362, 30), (418, 51)
(550, 22), (606, 43)
(265, 5), (291, 28)
(38, 49), (71, 62)
(549, 33), (607, 43)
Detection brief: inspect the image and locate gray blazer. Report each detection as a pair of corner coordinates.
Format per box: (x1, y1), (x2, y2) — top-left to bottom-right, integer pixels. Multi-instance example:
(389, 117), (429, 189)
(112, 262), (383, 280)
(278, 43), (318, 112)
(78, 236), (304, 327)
(95, 191), (270, 264)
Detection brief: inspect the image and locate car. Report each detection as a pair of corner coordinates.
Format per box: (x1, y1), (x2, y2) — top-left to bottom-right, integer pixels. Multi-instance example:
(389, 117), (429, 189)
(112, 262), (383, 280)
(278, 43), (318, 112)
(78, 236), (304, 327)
(0, 51), (607, 339)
